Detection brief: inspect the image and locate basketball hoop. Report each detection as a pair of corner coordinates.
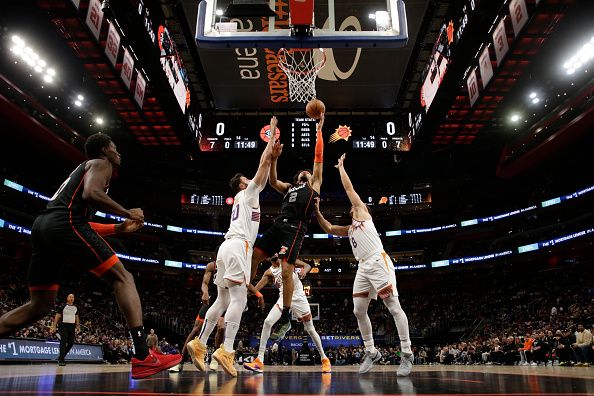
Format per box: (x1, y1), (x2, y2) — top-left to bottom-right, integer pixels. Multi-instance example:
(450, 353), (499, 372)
(278, 48), (326, 103)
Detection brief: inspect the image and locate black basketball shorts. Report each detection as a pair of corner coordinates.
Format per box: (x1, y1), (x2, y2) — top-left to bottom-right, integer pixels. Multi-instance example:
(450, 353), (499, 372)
(28, 211), (118, 291)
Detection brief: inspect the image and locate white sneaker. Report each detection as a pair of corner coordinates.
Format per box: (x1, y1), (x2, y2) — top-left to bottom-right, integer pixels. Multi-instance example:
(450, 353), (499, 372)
(530, 362), (537, 366)
(397, 353), (414, 377)
(169, 363), (183, 373)
(210, 358), (219, 371)
(359, 350), (382, 374)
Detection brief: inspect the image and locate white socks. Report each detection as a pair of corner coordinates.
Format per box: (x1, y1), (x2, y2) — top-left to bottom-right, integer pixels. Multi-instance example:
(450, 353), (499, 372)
(222, 284), (247, 352)
(198, 287), (229, 345)
(383, 296), (412, 354)
(353, 297), (376, 354)
(258, 306), (281, 361)
(304, 320), (327, 360)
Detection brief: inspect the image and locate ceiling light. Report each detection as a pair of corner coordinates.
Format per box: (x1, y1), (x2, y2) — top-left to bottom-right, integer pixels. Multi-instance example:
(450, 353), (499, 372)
(95, 117), (104, 125)
(34, 66), (42, 73)
(510, 114), (520, 123)
(43, 74), (53, 83)
(368, 13), (376, 19)
(532, 97), (540, 104)
(215, 9), (224, 16)
(529, 92), (537, 99)
(567, 68), (575, 75)
(74, 99), (82, 107)
(37, 59), (46, 68)
(46, 68), (56, 76)
(77, 94), (84, 101)
(11, 35), (24, 46)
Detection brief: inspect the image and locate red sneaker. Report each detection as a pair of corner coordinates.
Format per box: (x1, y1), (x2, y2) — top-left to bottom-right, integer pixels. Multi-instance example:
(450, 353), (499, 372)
(131, 353), (182, 379)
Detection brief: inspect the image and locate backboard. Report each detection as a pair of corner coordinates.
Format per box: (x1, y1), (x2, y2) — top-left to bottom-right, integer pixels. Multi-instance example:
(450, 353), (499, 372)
(188, 0), (428, 110)
(196, 0), (408, 49)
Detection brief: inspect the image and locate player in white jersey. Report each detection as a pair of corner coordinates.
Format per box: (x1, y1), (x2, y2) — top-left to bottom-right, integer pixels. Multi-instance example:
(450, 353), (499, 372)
(244, 257), (331, 373)
(186, 117), (278, 377)
(314, 153), (413, 376)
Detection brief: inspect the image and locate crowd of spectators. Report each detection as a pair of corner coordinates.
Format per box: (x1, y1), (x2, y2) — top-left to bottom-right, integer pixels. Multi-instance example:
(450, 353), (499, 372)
(1, 258), (592, 367)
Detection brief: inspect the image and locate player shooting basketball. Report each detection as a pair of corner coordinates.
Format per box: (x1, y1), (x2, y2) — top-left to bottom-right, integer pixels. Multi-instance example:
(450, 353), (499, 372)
(250, 111), (325, 340)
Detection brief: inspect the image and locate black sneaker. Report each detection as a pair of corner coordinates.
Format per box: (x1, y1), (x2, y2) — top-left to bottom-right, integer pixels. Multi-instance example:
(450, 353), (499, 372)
(58, 361), (66, 366)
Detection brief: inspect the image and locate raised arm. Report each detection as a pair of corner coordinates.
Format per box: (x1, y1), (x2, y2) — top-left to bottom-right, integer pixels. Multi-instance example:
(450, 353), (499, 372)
(251, 116), (278, 188)
(269, 143), (292, 194)
(313, 197), (349, 236)
(311, 114), (325, 193)
(200, 261), (216, 304)
(82, 160), (144, 221)
(336, 154), (371, 220)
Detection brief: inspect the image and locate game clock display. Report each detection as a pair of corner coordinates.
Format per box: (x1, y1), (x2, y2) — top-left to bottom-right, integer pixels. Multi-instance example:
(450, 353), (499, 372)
(197, 116), (410, 152)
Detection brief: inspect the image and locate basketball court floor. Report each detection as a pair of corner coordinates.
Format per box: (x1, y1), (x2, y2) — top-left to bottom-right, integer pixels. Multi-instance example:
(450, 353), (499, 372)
(0, 364), (593, 395)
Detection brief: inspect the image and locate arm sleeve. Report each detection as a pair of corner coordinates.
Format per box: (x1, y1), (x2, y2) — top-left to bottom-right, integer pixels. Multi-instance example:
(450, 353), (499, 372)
(89, 222), (116, 236)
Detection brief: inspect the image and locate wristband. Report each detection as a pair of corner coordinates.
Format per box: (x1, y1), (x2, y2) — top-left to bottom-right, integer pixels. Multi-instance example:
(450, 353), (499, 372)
(256, 292), (263, 298)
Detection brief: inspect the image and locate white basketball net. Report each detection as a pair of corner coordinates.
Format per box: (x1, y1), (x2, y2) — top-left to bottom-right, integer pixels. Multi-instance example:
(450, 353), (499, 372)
(278, 48), (326, 103)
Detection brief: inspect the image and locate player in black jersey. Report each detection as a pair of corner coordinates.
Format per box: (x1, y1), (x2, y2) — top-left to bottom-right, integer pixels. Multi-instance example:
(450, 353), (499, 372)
(0, 133), (181, 379)
(251, 114), (325, 339)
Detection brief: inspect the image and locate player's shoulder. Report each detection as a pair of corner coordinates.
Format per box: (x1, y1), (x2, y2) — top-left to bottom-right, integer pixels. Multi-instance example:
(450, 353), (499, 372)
(86, 158), (111, 171)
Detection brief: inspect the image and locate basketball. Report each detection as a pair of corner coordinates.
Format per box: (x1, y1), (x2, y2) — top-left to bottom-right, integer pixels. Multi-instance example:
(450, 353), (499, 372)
(306, 99), (326, 119)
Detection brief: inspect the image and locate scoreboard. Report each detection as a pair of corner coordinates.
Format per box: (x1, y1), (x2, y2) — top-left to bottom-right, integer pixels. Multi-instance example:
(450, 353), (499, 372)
(197, 116), (411, 152)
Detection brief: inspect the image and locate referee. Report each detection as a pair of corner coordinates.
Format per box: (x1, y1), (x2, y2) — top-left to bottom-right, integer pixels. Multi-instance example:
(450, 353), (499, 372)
(50, 294), (80, 366)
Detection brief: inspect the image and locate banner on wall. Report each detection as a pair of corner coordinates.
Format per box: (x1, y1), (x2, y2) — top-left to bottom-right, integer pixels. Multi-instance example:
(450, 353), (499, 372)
(134, 72), (146, 109)
(467, 69), (479, 107)
(509, 0), (529, 37)
(492, 19), (509, 66)
(121, 48), (135, 89)
(249, 335), (366, 349)
(0, 338), (103, 362)
(478, 46), (494, 88)
(105, 22), (121, 67)
(85, 0), (104, 41)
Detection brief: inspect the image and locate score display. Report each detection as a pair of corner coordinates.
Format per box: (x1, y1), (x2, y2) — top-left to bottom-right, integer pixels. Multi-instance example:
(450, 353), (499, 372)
(350, 120), (411, 151)
(198, 119), (260, 151)
(198, 116), (410, 152)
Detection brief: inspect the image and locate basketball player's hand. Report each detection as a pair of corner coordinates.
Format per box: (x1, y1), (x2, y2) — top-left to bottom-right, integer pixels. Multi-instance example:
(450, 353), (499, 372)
(335, 153), (346, 169)
(317, 113), (325, 131)
(272, 141), (284, 158)
(201, 292), (209, 304)
(270, 116), (278, 132)
(119, 218), (144, 233)
(127, 208), (144, 221)
(257, 294), (265, 309)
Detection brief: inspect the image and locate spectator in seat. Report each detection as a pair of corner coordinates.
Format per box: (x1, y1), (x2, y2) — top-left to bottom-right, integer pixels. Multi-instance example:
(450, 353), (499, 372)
(518, 333), (534, 366)
(555, 329), (574, 366)
(572, 324), (592, 366)
(531, 332), (549, 366)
